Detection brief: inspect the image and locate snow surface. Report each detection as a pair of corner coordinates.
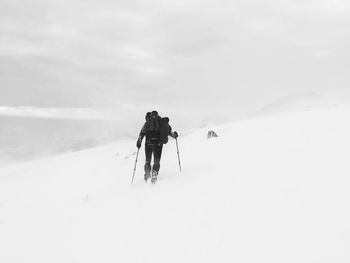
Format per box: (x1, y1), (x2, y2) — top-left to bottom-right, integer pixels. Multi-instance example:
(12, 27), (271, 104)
(254, 92), (338, 117)
(1, 106), (350, 263)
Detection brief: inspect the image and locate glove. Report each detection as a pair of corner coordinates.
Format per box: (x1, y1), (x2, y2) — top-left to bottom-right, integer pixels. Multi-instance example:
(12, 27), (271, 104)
(173, 131), (178, 139)
(136, 139), (142, 149)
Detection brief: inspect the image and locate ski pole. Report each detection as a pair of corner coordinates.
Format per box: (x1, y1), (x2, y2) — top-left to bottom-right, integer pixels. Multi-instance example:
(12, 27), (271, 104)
(175, 138), (182, 172)
(131, 149), (140, 184)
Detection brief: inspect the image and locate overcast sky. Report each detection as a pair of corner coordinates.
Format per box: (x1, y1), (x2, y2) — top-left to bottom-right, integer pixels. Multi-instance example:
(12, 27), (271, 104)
(1, 0), (350, 127)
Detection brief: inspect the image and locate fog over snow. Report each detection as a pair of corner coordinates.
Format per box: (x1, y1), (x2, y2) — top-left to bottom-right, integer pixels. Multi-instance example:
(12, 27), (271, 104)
(1, 1), (350, 261)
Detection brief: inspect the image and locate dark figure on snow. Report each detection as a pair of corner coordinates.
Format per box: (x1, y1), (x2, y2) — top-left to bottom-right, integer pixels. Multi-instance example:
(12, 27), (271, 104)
(136, 111), (178, 183)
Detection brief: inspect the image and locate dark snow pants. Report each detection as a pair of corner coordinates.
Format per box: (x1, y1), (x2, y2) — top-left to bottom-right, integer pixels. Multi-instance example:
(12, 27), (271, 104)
(144, 143), (163, 175)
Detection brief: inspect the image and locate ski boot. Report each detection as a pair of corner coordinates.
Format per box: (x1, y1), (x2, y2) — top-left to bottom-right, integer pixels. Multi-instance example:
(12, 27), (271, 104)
(144, 172), (151, 183)
(151, 170), (158, 184)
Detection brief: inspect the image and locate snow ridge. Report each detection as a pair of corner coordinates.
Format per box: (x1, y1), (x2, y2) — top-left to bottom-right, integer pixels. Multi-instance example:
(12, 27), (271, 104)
(0, 105), (350, 263)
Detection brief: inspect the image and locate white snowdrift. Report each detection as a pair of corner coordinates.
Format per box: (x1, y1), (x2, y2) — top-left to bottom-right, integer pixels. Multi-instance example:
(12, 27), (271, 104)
(0, 106), (350, 263)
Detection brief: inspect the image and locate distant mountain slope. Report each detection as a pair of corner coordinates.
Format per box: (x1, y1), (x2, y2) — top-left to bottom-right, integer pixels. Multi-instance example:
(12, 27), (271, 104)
(0, 106), (349, 263)
(255, 91), (337, 116)
(0, 116), (133, 165)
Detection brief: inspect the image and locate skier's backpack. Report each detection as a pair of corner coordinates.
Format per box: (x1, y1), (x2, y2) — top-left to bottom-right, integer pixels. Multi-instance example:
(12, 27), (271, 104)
(159, 117), (171, 144)
(145, 111), (171, 144)
(146, 113), (161, 132)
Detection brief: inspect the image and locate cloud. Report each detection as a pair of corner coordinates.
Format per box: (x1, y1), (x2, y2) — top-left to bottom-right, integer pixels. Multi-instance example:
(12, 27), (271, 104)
(1, 0), (350, 126)
(0, 106), (116, 120)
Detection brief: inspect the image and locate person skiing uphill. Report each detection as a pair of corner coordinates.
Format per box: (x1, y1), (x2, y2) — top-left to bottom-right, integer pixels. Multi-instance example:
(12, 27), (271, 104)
(136, 111), (178, 183)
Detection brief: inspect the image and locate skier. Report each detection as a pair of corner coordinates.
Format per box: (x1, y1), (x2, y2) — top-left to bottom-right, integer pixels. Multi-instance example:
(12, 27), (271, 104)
(136, 111), (178, 183)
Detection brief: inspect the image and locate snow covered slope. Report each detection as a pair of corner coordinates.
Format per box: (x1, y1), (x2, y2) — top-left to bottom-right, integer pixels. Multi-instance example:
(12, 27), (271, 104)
(0, 116), (132, 165)
(255, 92), (337, 116)
(1, 106), (350, 263)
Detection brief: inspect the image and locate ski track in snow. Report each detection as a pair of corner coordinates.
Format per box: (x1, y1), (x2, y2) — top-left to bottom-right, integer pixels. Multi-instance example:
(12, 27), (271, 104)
(0, 106), (350, 262)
